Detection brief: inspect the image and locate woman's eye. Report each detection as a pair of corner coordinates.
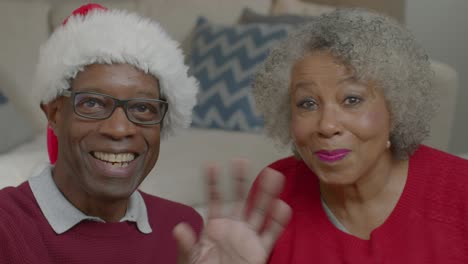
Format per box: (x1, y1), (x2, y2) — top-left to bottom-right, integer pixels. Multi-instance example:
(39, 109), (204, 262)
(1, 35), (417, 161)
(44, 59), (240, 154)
(344, 96), (362, 106)
(297, 99), (317, 110)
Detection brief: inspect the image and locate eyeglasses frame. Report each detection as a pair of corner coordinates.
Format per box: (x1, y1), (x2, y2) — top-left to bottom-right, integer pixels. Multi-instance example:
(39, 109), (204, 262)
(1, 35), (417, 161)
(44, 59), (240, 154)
(61, 90), (168, 126)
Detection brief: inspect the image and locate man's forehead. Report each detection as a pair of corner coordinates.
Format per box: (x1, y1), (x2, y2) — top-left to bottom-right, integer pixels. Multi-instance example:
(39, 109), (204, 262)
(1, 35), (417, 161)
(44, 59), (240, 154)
(71, 63), (160, 95)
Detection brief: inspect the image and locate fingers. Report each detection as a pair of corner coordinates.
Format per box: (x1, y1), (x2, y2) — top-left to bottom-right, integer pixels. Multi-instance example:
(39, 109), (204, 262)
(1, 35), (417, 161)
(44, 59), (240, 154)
(260, 200), (292, 251)
(173, 223), (197, 264)
(205, 164), (222, 219)
(205, 160), (250, 219)
(231, 159), (248, 218)
(246, 168), (285, 231)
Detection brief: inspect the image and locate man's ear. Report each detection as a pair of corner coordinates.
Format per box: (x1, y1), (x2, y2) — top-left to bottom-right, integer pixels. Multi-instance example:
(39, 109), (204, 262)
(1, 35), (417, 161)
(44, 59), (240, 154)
(40, 99), (63, 132)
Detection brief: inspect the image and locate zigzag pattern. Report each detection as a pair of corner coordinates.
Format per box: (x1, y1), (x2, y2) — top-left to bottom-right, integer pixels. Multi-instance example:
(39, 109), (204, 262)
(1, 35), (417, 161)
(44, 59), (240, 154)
(190, 17), (291, 132)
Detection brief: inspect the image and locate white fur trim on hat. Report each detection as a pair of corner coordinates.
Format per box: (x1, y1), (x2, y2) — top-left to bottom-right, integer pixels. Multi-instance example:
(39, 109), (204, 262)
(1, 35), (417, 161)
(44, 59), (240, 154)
(33, 8), (199, 138)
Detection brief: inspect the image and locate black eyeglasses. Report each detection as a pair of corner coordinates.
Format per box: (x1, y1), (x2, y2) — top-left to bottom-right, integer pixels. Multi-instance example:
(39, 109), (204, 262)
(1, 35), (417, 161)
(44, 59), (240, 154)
(62, 91), (168, 125)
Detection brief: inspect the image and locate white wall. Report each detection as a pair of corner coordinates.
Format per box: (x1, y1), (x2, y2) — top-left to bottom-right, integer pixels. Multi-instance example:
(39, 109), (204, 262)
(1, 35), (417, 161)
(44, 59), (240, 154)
(406, 0), (468, 154)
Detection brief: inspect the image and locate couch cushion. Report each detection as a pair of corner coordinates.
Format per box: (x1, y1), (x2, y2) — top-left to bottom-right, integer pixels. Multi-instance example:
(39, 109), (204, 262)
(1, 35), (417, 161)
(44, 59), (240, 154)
(0, 132), (48, 189)
(190, 17), (292, 132)
(137, 0), (270, 44)
(138, 128), (290, 206)
(239, 7), (318, 25)
(271, 0), (335, 16)
(0, 91), (34, 153)
(423, 60), (459, 151)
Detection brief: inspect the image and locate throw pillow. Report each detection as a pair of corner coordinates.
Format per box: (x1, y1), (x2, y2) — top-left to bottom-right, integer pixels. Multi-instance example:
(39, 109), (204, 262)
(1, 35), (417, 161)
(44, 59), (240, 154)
(271, 0), (335, 16)
(189, 17), (292, 132)
(0, 91), (34, 153)
(239, 7), (317, 25)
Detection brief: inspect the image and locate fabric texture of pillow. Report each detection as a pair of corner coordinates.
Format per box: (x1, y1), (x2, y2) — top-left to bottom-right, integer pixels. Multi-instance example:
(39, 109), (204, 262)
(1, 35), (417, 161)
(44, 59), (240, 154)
(239, 7), (317, 25)
(189, 17), (292, 132)
(271, 0), (335, 16)
(0, 91), (34, 153)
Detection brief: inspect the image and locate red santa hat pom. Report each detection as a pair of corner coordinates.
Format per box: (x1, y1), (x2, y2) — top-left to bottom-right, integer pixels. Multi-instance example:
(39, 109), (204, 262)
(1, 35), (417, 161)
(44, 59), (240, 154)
(62, 3), (108, 25)
(47, 126), (58, 164)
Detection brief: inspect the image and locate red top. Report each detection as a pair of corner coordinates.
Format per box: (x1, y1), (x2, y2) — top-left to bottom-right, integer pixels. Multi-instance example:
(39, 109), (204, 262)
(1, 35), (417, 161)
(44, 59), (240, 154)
(254, 145), (468, 263)
(0, 182), (202, 263)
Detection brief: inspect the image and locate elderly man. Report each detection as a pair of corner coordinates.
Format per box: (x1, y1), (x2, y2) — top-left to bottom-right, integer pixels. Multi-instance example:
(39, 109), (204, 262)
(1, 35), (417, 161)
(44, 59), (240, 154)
(0, 3), (290, 264)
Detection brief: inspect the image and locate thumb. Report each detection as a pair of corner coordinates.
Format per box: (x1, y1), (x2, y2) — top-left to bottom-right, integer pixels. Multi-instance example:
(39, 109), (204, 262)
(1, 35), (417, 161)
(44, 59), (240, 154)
(173, 222), (197, 264)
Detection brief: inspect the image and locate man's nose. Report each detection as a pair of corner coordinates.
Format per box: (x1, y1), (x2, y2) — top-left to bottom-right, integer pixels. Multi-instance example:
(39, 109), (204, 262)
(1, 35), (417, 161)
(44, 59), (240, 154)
(98, 107), (137, 140)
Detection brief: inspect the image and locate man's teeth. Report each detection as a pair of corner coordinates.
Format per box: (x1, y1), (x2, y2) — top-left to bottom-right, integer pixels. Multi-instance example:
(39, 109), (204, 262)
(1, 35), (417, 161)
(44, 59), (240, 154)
(93, 152), (136, 165)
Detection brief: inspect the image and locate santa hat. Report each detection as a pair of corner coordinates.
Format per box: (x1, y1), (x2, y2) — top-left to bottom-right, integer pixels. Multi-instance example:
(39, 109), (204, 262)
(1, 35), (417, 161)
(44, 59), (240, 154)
(35, 3), (199, 163)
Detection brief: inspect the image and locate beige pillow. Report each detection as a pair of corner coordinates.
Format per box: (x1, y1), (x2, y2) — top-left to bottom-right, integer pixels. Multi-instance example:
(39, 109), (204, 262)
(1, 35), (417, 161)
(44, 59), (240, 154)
(271, 0), (335, 16)
(137, 0), (270, 43)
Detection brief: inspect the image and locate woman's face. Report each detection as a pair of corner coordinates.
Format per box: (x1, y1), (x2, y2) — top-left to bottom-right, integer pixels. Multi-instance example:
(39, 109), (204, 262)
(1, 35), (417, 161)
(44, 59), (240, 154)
(289, 51), (392, 185)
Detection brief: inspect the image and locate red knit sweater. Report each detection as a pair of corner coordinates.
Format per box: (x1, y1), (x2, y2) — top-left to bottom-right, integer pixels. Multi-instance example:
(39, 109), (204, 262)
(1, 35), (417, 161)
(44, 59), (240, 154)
(261, 145), (468, 263)
(0, 183), (203, 264)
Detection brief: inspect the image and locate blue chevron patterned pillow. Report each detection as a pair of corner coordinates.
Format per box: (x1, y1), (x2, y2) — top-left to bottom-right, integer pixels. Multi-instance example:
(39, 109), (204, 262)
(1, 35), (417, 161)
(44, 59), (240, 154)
(190, 17), (291, 132)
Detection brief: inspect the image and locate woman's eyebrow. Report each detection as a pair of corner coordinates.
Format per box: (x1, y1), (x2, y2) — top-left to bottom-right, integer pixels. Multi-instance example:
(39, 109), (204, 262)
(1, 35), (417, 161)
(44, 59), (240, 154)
(291, 81), (317, 92)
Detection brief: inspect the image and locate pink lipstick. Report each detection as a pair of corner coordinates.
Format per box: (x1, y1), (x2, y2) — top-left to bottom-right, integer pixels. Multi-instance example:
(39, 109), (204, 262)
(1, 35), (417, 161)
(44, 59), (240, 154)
(315, 149), (350, 162)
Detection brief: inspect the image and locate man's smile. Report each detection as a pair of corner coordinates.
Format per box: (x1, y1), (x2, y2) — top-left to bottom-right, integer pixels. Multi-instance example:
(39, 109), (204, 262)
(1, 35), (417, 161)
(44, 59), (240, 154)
(91, 151), (137, 168)
(89, 151), (141, 177)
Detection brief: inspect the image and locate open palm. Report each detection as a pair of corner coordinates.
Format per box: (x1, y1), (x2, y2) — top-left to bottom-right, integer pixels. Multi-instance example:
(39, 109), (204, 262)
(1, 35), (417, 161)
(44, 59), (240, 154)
(173, 160), (291, 264)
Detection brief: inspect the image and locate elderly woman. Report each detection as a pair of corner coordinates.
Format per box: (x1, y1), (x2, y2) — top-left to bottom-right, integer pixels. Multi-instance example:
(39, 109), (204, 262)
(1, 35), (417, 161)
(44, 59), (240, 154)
(251, 8), (468, 263)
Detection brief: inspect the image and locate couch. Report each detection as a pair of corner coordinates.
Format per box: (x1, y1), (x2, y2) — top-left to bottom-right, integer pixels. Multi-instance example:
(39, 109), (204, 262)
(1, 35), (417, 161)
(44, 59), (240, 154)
(0, 0), (461, 215)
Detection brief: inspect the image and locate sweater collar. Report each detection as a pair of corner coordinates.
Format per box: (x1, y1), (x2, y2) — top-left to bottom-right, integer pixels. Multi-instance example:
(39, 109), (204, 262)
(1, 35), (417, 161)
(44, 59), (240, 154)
(29, 166), (152, 234)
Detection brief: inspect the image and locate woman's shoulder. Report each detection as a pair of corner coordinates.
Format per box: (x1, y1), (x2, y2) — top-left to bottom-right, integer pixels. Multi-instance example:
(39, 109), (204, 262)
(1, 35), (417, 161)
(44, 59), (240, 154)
(409, 145), (468, 199)
(411, 145), (468, 173)
(266, 156), (318, 200)
(409, 145), (468, 225)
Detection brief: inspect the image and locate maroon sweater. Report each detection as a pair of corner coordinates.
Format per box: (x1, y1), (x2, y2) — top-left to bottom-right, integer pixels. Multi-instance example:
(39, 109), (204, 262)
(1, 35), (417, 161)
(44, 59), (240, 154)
(0, 183), (203, 263)
(255, 145), (468, 263)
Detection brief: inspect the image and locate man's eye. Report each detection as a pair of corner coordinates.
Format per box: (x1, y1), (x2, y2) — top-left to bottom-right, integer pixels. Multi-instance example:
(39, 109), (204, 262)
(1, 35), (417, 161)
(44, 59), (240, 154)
(81, 98), (103, 108)
(84, 100), (97, 107)
(135, 104), (148, 112)
(130, 103), (158, 114)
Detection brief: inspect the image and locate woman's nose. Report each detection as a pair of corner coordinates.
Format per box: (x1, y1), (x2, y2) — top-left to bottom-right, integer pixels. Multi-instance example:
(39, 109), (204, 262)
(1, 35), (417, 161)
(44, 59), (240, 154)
(317, 105), (342, 138)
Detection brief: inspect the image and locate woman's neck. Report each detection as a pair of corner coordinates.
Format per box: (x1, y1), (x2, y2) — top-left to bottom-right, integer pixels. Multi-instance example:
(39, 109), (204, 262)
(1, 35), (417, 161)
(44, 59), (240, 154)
(319, 152), (409, 239)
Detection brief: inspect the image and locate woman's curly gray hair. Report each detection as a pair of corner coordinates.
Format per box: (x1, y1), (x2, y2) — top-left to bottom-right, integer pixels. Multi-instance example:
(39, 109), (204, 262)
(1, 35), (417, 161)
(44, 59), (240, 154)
(252, 8), (437, 159)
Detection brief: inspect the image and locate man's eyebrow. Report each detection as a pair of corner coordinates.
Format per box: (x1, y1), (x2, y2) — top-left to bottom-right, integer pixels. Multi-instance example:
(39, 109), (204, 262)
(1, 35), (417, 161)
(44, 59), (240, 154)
(133, 90), (160, 98)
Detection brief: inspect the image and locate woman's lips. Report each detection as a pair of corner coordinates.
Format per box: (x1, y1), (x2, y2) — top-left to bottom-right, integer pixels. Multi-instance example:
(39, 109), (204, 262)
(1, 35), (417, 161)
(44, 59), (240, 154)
(314, 149), (351, 162)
